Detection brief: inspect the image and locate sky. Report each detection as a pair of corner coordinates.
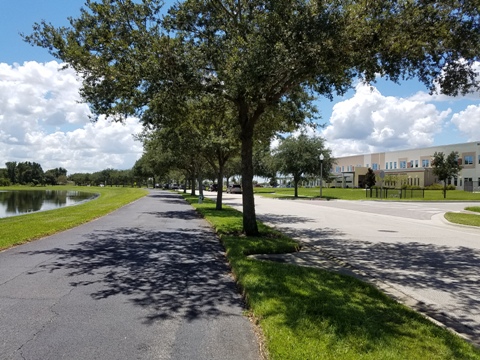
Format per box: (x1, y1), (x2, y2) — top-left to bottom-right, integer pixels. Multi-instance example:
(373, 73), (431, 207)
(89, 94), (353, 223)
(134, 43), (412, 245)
(1, 1), (479, 174)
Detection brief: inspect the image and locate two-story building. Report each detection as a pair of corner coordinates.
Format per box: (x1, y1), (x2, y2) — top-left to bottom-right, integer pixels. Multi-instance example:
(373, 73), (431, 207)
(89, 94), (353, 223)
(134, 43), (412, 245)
(331, 141), (480, 190)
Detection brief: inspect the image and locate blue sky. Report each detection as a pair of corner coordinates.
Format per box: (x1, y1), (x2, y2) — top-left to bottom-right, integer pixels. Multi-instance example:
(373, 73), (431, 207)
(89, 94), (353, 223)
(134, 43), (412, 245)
(1, 1), (479, 174)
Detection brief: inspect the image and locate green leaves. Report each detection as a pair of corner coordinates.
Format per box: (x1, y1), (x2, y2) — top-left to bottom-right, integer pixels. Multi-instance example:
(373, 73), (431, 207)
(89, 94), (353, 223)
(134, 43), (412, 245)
(24, 0), (480, 233)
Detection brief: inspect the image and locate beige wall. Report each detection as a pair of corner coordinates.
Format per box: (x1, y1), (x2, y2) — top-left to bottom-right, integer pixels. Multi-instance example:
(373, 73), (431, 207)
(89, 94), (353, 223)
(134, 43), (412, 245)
(333, 141), (480, 188)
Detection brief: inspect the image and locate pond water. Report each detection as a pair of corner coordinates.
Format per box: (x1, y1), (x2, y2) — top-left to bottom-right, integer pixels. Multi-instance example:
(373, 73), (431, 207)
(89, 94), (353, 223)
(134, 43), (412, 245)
(0, 190), (97, 218)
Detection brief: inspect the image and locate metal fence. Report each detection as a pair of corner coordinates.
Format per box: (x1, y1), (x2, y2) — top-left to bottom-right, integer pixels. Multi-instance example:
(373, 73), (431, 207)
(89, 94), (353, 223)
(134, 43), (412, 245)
(366, 188), (425, 199)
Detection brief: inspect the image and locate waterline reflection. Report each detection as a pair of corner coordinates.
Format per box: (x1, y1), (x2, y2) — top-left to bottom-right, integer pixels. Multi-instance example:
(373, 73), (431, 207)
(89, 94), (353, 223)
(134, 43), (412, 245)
(0, 190), (97, 218)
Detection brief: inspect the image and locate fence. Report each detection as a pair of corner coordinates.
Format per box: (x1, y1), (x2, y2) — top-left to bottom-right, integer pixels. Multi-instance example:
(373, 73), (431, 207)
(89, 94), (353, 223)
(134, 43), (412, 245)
(366, 188), (425, 199)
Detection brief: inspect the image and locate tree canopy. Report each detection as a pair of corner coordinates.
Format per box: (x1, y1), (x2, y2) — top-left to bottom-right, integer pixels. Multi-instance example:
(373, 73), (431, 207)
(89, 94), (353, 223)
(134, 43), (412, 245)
(26, 0), (480, 235)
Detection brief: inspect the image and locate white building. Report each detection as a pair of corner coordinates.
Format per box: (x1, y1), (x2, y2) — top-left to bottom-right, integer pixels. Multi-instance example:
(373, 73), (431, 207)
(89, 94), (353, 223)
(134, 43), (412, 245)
(331, 141), (480, 190)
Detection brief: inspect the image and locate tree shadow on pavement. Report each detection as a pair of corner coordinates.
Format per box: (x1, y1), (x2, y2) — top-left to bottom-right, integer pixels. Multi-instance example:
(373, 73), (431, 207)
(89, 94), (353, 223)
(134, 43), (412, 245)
(147, 192), (188, 205)
(20, 227), (243, 325)
(277, 225), (480, 340)
(257, 213), (316, 225)
(145, 210), (202, 220)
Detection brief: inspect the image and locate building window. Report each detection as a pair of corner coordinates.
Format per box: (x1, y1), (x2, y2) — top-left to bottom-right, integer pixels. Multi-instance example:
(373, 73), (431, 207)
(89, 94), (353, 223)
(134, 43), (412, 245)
(422, 159), (429, 167)
(399, 161), (407, 169)
(409, 160), (414, 168)
(478, 155), (480, 164)
(394, 162), (397, 169)
(389, 162), (392, 169)
(464, 155), (473, 165)
(415, 160), (418, 167)
(372, 163), (378, 170)
(454, 177), (458, 186)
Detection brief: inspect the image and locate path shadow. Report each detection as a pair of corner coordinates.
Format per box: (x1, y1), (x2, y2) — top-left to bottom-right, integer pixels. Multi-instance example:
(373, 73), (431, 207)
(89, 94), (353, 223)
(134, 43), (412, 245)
(144, 210), (201, 220)
(275, 225), (480, 338)
(147, 192), (187, 205)
(258, 213), (316, 225)
(20, 227), (242, 324)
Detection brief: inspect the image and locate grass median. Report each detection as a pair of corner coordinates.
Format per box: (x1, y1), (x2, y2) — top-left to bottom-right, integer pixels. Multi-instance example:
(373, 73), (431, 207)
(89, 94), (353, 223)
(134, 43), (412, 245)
(445, 206), (480, 227)
(0, 185), (148, 250)
(184, 194), (480, 360)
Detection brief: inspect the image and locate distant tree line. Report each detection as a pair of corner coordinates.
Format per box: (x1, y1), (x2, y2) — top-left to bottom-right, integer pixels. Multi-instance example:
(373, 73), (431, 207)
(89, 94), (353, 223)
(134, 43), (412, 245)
(69, 168), (142, 187)
(0, 162), (146, 188)
(0, 161), (67, 186)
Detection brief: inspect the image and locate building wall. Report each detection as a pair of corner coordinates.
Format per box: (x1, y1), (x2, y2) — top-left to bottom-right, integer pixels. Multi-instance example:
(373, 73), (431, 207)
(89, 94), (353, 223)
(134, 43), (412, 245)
(333, 141), (480, 189)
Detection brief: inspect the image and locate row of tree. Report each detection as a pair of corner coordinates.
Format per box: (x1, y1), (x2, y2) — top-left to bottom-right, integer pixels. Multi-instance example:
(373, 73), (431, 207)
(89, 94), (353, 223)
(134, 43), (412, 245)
(1, 162), (67, 186)
(134, 129), (334, 200)
(26, 0), (480, 235)
(0, 162), (143, 188)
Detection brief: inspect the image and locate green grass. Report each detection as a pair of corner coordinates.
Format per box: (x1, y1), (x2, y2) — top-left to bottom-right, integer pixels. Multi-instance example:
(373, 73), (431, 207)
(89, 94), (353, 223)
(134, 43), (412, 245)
(254, 187), (480, 201)
(444, 212), (480, 227)
(0, 185), (148, 250)
(184, 194), (480, 360)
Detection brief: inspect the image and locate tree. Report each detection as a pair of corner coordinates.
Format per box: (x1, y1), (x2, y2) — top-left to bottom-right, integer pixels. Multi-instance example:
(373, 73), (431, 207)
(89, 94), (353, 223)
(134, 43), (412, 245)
(45, 167), (68, 185)
(26, 0), (480, 234)
(15, 162), (44, 185)
(365, 168), (376, 189)
(5, 162), (17, 184)
(274, 134), (333, 198)
(431, 151), (462, 198)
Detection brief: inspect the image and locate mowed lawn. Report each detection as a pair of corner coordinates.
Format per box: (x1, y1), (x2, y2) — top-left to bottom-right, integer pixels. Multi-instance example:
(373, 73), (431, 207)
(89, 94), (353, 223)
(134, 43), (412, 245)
(0, 185), (148, 250)
(254, 186), (480, 201)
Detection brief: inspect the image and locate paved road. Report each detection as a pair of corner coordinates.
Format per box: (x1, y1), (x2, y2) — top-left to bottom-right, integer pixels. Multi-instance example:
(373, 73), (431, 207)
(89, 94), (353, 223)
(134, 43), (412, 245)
(0, 191), (260, 360)
(210, 192), (480, 345)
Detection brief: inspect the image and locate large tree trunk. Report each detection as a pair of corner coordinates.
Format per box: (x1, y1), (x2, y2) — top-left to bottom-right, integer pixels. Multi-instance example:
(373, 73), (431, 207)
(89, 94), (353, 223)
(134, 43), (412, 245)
(198, 174), (204, 199)
(240, 109), (258, 236)
(294, 176), (299, 198)
(216, 162), (224, 210)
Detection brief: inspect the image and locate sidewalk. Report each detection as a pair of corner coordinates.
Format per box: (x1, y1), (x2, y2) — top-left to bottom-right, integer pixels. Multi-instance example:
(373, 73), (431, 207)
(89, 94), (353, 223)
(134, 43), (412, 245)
(0, 190), (260, 360)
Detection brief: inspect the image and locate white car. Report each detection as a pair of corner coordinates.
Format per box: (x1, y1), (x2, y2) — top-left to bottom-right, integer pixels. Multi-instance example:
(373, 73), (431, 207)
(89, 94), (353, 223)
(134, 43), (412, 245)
(226, 184), (242, 194)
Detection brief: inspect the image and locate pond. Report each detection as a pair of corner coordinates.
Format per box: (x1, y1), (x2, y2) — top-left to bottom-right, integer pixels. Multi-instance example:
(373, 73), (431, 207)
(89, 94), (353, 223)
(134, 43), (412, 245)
(0, 190), (98, 218)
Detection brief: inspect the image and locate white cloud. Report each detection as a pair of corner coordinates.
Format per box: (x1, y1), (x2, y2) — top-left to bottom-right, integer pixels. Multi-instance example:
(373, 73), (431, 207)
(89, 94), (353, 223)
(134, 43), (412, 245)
(323, 83), (451, 157)
(450, 105), (480, 141)
(0, 61), (143, 174)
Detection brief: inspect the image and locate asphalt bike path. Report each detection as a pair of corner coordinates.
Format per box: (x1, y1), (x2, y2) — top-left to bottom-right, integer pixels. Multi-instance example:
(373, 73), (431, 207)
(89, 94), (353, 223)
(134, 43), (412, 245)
(0, 190), (260, 360)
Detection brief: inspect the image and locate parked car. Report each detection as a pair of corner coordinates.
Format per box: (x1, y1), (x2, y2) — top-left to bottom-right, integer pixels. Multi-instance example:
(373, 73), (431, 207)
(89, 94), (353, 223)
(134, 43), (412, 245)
(209, 184), (219, 192)
(226, 184), (242, 194)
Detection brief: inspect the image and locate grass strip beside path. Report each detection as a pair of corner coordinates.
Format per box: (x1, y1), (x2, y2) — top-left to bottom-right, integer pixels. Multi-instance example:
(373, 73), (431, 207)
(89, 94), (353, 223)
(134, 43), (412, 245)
(0, 185), (148, 250)
(184, 194), (480, 360)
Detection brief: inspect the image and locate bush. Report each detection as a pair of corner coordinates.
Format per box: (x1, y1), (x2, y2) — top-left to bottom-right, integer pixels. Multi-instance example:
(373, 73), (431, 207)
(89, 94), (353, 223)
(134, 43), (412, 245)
(0, 178), (11, 186)
(401, 184), (422, 190)
(425, 183), (455, 190)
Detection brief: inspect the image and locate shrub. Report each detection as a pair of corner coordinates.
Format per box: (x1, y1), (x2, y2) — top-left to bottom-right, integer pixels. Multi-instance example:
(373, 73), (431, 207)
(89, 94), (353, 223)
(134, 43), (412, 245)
(0, 178), (11, 186)
(425, 183), (456, 191)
